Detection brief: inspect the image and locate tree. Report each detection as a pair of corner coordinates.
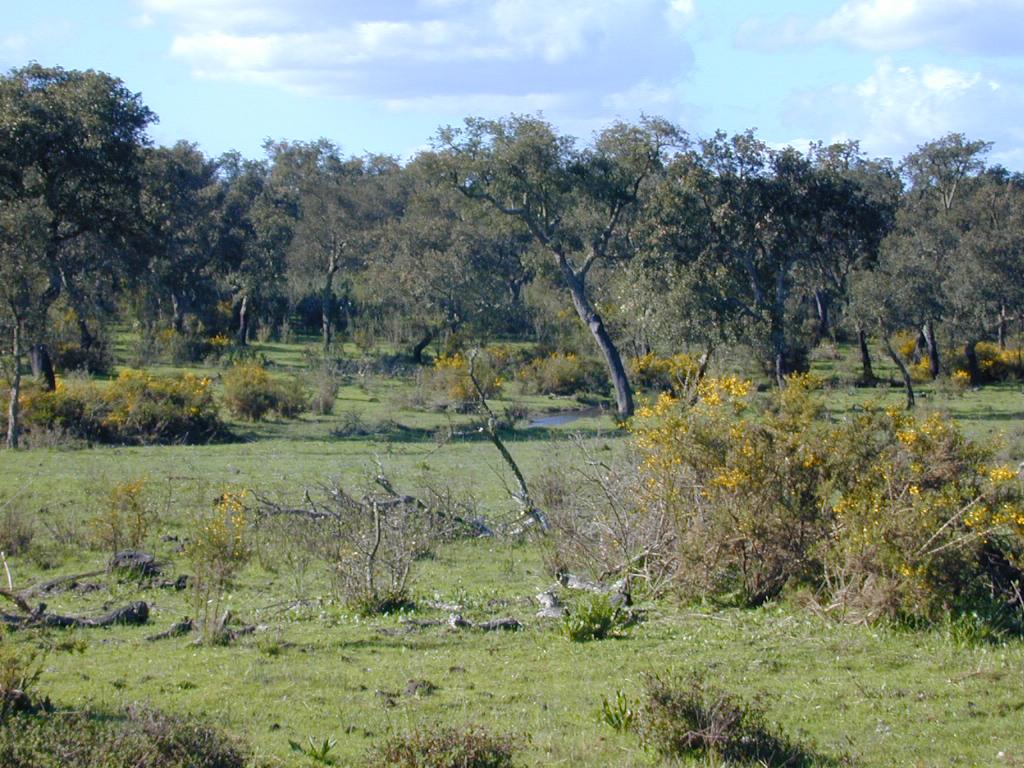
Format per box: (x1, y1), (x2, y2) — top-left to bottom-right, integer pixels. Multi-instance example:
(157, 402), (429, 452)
(434, 116), (680, 419)
(0, 63), (153, 448)
(269, 141), (402, 352)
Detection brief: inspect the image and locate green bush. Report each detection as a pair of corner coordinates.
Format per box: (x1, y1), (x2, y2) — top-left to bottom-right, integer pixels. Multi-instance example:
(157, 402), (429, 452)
(222, 363), (307, 421)
(0, 706), (255, 768)
(366, 725), (516, 768)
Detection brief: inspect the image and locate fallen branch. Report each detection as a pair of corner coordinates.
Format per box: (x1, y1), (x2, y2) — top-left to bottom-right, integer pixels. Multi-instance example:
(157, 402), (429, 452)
(447, 612), (522, 632)
(1, 601), (149, 629)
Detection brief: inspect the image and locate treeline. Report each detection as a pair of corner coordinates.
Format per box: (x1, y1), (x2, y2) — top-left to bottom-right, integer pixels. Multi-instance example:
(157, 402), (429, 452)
(2, 64), (1024, 443)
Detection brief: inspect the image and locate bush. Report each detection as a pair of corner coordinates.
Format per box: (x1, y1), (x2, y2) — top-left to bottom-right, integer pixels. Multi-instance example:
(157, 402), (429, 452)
(630, 375), (1024, 626)
(516, 352), (607, 396)
(0, 706), (255, 768)
(89, 478), (156, 554)
(51, 342), (112, 375)
(366, 725), (516, 768)
(628, 352), (699, 392)
(637, 673), (824, 767)
(309, 366), (340, 415)
(0, 498), (35, 556)
(424, 352), (502, 411)
(6, 371), (222, 445)
(222, 363), (307, 421)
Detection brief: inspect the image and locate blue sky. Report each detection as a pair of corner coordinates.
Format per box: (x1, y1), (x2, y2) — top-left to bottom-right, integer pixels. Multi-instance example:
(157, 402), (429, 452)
(4, 0), (1024, 167)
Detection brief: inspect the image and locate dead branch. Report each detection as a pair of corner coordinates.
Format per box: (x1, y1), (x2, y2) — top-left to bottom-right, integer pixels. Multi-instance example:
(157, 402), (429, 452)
(1, 600), (149, 629)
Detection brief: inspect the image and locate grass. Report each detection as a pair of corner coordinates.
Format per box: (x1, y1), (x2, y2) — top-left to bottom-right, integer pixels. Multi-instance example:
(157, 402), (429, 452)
(2, 336), (1023, 766)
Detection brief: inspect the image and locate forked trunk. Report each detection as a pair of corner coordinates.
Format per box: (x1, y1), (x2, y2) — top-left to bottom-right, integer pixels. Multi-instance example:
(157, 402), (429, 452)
(411, 330), (433, 365)
(29, 344), (56, 392)
(882, 333), (915, 409)
(236, 294), (250, 346)
(964, 339), (981, 385)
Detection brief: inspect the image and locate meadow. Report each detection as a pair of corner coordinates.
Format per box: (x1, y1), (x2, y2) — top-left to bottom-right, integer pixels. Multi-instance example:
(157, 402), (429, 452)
(1, 338), (1023, 767)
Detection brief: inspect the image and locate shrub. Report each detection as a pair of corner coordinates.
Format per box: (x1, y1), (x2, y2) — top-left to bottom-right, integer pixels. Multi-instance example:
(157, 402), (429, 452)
(628, 352), (699, 393)
(0, 631), (47, 719)
(947, 342), (1024, 383)
(517, 352), (606, 396)
(0, 706), (255, 768)
(89, 477), (156, 554)
(425, 352), (502, 411)
(637, 673), (822, 767)
(366, 725), (516, 768)
(51, 342), (112, 375)
(630, 376), (1024, 626)
(6, 371), (222, 445)
(222, 363), (307, 421)
(186, 490), (251, 643)
(0, 498), (35, 557)
(309, 366), (340, 415)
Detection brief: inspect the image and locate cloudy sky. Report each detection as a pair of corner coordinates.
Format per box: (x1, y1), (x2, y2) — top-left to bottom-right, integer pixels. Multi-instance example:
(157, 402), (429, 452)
(4, 0), (1024, 166)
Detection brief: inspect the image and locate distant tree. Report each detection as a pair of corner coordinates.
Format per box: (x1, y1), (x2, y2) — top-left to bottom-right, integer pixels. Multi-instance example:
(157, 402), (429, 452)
(434, 116), (680, 418)
(0, 63), (153, 448)
(268, 141), (402, 351)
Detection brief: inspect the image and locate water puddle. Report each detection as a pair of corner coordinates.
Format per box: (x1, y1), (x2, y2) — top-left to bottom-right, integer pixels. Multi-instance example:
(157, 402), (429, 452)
(526, 407), (603, 428)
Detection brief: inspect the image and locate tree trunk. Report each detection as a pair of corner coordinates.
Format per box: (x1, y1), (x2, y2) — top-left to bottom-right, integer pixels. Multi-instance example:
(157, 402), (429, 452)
(6, 322), (23, 449)
(321, 272), (335, 353)
(813, 290), (830, 344)
(882, 333), (915, 409)
(236, 294), (250, 346)
(997, 304), (1008, 350)
(964, 339), (981, 385)
(923, 320), (940, 379)
(557, 258), (633, 419)
(857, 325), (875, 385)
(170, 293), (186, 333)
(29, 344), (55, 392)
(411, 330), (433, 365)
(770, 313), (787, 389)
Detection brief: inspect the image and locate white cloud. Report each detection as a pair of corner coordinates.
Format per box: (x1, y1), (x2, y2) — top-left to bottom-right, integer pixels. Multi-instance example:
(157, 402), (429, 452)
(741, 0), (1024, 55)
(140, 0), (697, 118)
(787, 58), (1024, 160)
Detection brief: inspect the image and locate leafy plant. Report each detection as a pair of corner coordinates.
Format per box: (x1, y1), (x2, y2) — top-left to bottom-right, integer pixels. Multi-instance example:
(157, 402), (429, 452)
(289, 735), (337, 765)
(561, 593), (629, 642)
(599, 689), (638, 732)
(366, 725), (516, 768)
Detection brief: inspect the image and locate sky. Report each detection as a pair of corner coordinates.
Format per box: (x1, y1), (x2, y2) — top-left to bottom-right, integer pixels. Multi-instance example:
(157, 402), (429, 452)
(3, 0), (1024, 168)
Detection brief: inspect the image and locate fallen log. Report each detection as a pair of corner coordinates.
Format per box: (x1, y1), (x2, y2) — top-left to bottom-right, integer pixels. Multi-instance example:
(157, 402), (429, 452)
(0, 601), (149, 629)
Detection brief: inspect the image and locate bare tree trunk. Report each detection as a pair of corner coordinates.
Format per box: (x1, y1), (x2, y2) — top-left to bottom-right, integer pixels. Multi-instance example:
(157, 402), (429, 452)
(559, 262), (633, 419)
(813, 290), (830, 344)
(882, 333), (915, 409)
(411, 330), (433, 365)
(236, 294), (250, 346)
(964, 339), (981, 385)
(6, 321), (23, 449)
(29, 344), (55, 392)
(321, 271), (335, 353)
(923, 320), (940, 379)
(857, 325), (875, 385)
(997, 304), (1008, 349)
(170, 293), (186, 333)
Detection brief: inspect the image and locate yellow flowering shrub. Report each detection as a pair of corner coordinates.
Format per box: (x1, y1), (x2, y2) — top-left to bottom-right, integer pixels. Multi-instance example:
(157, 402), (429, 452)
(90, 477), (156, 554)
(628, 353), (699, 393)
(630, 376), (1024, 627)
(425, 352), (502, 409)
(8, 370), (221, 444)
(516, 351), (607, 396)
(222, 362), (307, 421)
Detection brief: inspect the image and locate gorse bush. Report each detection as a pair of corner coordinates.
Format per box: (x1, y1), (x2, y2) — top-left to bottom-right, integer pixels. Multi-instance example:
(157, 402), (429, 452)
(5, 371), (222, 445)
(628, 352), (699, 393)
(89, 477), (156, 554)
(516, 351), (606, 396)
(630, 375), (1024, 627)
(425, 352), (502, 410)
(222, 363), (307, 421)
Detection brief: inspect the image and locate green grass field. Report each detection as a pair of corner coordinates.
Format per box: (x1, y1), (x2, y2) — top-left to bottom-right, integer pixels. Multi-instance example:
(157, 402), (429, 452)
(2, 339), (1022, 766)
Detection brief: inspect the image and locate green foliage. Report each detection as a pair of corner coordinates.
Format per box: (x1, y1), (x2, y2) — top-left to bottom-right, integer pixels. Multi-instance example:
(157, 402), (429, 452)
(599, 689), (638, 732)
(0, 706), (255, 768)
(561, 593), (629, 642)
(366, 725), (516, 768)
(424, 352), (502, 411)
(6, 370), (222, 445)
(290, 735), (338, 764)
(0, 631), (47, 719)
(222, 363), (307, 421)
